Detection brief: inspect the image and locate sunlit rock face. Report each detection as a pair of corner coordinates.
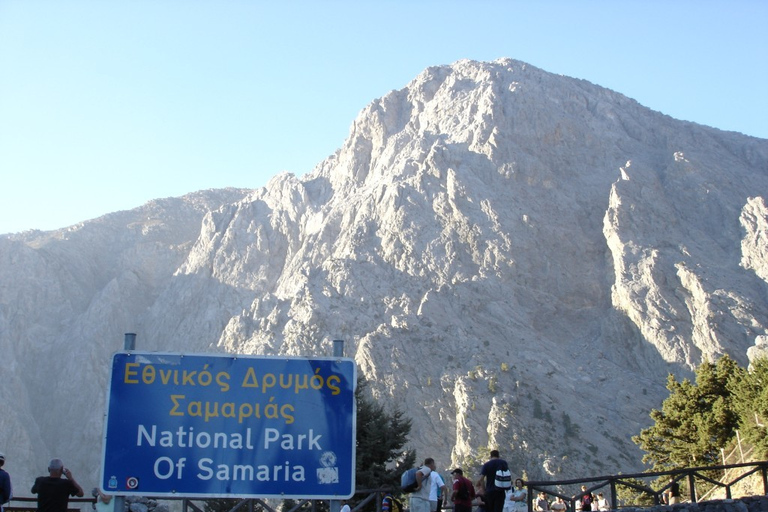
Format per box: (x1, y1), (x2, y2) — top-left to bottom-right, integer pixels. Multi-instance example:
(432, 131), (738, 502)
(2, 58), (767, 492)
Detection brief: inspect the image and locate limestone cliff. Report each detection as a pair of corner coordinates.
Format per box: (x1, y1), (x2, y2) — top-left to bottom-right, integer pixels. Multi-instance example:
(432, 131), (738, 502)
(1, 59), (767, 493)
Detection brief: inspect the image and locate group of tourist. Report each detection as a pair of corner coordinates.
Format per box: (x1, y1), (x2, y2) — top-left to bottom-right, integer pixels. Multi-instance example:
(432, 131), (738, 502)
(393, 450), (627, 512)
(394, 450), (529, 512)
(566, 486), (610, 512)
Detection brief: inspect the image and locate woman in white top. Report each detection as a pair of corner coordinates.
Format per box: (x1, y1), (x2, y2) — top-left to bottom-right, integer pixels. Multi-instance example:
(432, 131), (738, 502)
(506, 479), (527, 512)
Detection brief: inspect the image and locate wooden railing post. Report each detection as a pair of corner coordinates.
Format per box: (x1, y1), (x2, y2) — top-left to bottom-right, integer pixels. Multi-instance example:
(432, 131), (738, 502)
(688, 472), (697, 503)
(762, 463), (768, 495)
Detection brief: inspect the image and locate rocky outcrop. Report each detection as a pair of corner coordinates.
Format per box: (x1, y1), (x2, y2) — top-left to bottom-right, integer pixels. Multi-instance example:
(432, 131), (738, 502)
(1, 59), (767, 494)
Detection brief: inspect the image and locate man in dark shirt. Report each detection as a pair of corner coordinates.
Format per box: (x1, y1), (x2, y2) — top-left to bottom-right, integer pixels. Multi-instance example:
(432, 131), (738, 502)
(0, 453), (12, 512)
(31, 459), (84, 512)
(476, 450), (509, 512)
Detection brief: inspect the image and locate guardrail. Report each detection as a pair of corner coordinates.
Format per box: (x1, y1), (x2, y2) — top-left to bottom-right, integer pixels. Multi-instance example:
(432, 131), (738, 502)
(524, 460), (768, 511)
(8, 462), (768, 512)
(181, 488), (391, 512)
(6, 495), (96, 512)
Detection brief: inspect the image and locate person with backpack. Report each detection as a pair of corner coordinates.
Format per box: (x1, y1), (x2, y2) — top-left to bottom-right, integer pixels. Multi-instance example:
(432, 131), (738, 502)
(409, 458), (437, 512)
(572, 486), (592, 512)
(382, 493), (403, 512)
(450, 468), (475, 512)
(476, 450), (510, 512)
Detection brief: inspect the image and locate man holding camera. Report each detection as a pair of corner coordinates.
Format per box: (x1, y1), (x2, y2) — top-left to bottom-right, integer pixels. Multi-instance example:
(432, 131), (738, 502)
(31, 459), (84, 512)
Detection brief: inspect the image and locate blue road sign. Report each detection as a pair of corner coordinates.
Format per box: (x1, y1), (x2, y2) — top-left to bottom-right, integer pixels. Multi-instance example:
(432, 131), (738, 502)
(100, 352), (356, 499)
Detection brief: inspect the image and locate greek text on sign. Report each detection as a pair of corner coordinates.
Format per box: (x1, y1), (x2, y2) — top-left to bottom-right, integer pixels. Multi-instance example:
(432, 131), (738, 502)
(100, 352), (357, 498)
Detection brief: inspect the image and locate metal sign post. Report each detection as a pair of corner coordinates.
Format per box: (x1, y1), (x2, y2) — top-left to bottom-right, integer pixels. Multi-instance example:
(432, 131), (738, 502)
(329, 340), (344, 512)
(111, 333), (136, 512)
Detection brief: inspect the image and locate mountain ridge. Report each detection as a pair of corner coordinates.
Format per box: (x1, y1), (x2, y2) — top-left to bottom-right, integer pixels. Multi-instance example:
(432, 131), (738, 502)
(1, 58), (767, 494)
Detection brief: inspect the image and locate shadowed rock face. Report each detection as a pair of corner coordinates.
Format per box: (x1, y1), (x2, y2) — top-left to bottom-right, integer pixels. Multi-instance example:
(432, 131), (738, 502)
(2, 58), (767, 491)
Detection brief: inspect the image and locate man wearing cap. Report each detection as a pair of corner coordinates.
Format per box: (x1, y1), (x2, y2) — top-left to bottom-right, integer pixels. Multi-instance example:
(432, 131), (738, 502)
(31, 459), (84, 512)
(450, 468), (475, 512)
(0, 453), (11, 512)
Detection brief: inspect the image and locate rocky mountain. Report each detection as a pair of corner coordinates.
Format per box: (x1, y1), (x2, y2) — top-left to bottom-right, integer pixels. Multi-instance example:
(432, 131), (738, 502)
(2, 58), (767, 496)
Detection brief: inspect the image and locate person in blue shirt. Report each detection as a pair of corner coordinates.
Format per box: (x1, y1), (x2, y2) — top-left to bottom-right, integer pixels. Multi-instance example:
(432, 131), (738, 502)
(0, 453), (12, 512)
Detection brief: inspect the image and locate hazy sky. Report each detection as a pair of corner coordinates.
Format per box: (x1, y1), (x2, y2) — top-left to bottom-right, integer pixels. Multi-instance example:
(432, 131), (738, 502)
(1, 0), (766, 235)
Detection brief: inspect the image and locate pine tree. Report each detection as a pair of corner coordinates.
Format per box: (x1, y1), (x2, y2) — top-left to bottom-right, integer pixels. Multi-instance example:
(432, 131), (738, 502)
(354, 376), (415, 491)
(204, 498), (254, 512)
(729, 356), (768, 458)
(632, 355), (743, 470)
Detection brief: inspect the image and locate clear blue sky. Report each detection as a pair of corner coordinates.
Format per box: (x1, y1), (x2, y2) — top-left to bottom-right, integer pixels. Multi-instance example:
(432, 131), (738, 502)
(1, 0), (766, 235)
